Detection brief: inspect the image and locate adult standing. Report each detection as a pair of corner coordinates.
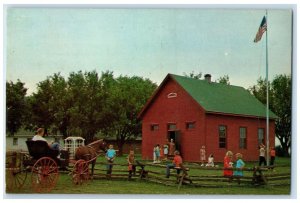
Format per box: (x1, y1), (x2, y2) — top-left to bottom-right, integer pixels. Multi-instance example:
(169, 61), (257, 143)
(168, 139), (175, 156)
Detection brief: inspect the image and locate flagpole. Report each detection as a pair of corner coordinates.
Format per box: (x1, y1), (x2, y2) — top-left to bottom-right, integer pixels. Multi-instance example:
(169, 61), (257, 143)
(265, 10), (270, 166)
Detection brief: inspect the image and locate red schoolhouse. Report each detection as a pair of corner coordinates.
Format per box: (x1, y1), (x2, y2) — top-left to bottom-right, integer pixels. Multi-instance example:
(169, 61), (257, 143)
(138, 74), (277, 162)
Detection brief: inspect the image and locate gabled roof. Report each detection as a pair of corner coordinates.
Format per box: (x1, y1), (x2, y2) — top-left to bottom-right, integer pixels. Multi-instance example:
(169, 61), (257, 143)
(138, 74), (277, 119)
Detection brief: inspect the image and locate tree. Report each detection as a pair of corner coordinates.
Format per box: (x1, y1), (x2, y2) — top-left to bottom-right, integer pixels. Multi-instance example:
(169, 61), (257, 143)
(183, 71), (202, 80)
(27, 75), (61, 135)
(66, 70), (114, 143)
(271, 75), (291, 157)
(249, 74), (291, 156)
(23, 70), (157, 148)
(216, 75), (230, 85)
(104, 75), (157, 155)
(6, 80), (28, 136)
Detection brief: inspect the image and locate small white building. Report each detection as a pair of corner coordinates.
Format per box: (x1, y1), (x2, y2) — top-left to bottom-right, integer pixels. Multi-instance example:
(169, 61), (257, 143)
(6, 129), (64, 152)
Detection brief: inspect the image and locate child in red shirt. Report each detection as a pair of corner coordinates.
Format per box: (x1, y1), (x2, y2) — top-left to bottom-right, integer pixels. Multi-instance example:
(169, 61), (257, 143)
(270, 147), (276, 168)
(223, 150), (233, 182)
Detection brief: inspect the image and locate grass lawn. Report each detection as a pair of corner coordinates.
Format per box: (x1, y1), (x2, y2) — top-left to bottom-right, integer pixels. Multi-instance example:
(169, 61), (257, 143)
(5, 154), (291, 196)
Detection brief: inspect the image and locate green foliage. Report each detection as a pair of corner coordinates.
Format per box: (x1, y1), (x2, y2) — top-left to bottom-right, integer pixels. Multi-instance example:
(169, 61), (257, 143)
(20, 70), (157, 146)
(249, 74), (291, 156)
(6, 80), (28, 136)
(183, 71), (202, 80)
(216, 74), (230, 85)
(103, 75), (157, 154)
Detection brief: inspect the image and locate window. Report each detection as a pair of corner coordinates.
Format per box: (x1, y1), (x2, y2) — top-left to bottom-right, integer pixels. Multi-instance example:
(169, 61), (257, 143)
(150, 124), (159, 131)
(13, 138), (18, 146)
(167, 92), (177, 98)
(186, 122), (195, 130)
(167, 123), (177, 130)
(258, 128), (265, 145)
(219, 125), (227, 148)
(239, 127), (247, 149)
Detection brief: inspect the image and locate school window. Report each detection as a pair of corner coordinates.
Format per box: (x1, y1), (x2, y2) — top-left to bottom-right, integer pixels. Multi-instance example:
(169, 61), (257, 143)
(258, 128), (265, 145)
(13, 138), (18, 146)
(167, 123), (177, 130)
(239, 127), (247, 149)
(219, 125), (227, 148)
(150, 124), (159, 131)
(186, 122), (195, 130)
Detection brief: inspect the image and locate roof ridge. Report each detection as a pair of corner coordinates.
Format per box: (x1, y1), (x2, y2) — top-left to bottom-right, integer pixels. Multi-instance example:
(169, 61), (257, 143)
(169, 73), (245, 89)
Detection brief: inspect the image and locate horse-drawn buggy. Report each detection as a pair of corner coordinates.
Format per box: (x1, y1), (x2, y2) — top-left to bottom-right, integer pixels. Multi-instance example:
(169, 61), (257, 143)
(6, 138), (107, 193)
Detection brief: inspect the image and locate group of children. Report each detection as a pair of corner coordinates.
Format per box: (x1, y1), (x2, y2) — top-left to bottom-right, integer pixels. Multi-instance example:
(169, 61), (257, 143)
(153, 139), (175, 163)
(223, 150), (245, 184)
(109, 144), (276, 183)
(200, 145), (245, 184)
(200, 146), (215, 167)
(105, 144), (137, 180)
(152, 144), (169, 163)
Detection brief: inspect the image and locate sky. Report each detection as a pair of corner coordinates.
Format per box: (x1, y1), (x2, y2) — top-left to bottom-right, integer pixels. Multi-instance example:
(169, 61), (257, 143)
(0, 2), (298, 201)
(4, 6), (292, 95)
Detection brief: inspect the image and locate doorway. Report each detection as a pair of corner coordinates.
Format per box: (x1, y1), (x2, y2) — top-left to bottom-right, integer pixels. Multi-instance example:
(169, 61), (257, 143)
(168, 130), (181, 153)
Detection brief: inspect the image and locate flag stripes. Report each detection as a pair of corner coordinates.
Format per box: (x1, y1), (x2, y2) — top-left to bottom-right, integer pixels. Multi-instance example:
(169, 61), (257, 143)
(254, 16), (267, 43)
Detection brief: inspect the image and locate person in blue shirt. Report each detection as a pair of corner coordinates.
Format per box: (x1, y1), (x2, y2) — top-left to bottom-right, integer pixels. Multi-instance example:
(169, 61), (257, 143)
(106, 144), (116, 178)
(233, 153), (245, 185)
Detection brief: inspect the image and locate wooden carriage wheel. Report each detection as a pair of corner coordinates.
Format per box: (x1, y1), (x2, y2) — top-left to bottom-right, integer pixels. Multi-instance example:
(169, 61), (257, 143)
(31, 157), (59, 193)
(6, 167), (27, 191)
(72, 159), (90, 185)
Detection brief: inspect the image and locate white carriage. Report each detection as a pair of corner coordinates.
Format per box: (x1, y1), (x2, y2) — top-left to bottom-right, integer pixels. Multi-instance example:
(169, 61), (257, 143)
(64, 137), (85, 159)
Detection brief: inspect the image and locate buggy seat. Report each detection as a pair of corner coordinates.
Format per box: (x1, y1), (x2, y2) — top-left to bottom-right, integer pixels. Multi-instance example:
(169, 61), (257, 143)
(26, 140), (59, 160)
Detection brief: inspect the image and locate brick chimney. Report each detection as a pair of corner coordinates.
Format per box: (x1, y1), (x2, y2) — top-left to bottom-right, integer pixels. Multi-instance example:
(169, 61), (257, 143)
(204, 74), (212, 83)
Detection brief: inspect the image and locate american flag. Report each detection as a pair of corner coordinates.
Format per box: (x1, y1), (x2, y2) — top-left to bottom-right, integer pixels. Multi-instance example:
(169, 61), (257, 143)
(254, 16), (267, 43)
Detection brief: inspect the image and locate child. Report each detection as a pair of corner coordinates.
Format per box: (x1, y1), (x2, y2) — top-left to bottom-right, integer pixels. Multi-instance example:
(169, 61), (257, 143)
(233, 153), (245, 185)
(159, 145), (163, 161)
(200, 145), (206, 166)
(153, 145), (157, 163)
(163, 144), (169, 160)
(155, 144), (161, 163)
(166, 150), (183, 178)
(105, 144), (116, 178)
(206, 154), (214, 167)
(259, 144), (266, 166)
(127, 150), (136, 179)
(223, 150), (233, 183)
(270, 147), (276, 169)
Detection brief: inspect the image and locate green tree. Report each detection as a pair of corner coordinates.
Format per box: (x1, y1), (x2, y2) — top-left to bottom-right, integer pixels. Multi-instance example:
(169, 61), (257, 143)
(67, 70), (114, 143)
(249, 75), (291, 156)
(6, 80), (28, 136)
(271, 75), (291, 157)
(104, 75), (157, 155)
(216, 75), (230, 85)
(183, 71), (202, 80)
(27, 76), (57, 135)
(24, 70), (157, 147)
